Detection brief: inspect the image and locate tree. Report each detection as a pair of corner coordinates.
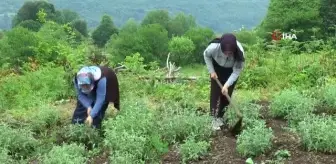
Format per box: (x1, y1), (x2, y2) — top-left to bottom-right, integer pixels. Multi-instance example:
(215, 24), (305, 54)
(183, 27), (215, 63)
(320, 0), (336, 37)
(18, 20), (42, 32)
(141, 10), (170, 31)
(91, 15), (118, 47)
(257, 0), (322, 41)
(168, 12), (196, 37)
(71, 19), (88, 37)
(168, 36), (195, 65)
(138, 24), (169, 63)
(12, 1), (57, 27)
(55, 9), (81, 24)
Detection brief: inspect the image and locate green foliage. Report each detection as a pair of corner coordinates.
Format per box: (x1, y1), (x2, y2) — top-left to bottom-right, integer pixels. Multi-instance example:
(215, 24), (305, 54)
(0, 149), (14, 163)
(12, 1), (57, 27)
(259, 0), (323, 41)
(137, 23), (169, 63)
(168, 12), (196, 37)
(296, 115), (336, 153)
(320, 84), (336, 108)
(141, 9), (170, 31)
(0, 124), (38, 159)
(320, 0), (336, 37)
(0, 65), (71, 110)
(55, 9), (81, 25)
(57, 124), (102, 150)
(0, 26), (39, 68)
(236, 122), (274, 157)
(91, 15), (118, 47)
(18, 20), (42, 32)
(269, 89), (315, 118)
(179, 136), (210, 163)
(29, 104), (62, 133)
(70, 19), (88, 37)
(42, 143), (88, 164)
(122, 52), (147, 74)
(183, 27), (215, 63)
(168, 36), (195, 65)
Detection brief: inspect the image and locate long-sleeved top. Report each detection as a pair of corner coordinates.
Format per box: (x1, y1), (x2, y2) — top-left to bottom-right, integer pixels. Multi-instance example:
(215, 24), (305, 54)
(203, 40), (245, 87)
(74, 67), (107, 118)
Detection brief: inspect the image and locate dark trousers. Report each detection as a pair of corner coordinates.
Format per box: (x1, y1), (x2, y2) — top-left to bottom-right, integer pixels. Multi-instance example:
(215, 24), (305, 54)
(210, 60), (238, 118)
(71, 100), (109, 129)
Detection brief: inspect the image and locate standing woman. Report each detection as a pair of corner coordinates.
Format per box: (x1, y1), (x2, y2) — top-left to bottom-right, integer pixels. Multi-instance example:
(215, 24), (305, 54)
(203, 33), (245, 130)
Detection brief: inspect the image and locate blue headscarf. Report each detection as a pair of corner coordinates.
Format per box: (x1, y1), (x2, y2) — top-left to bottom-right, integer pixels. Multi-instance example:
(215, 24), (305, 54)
(77, 66), (94, 94)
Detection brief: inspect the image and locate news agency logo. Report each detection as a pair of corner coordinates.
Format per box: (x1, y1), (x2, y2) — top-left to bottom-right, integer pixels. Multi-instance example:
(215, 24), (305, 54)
(271, 30), (297, 41)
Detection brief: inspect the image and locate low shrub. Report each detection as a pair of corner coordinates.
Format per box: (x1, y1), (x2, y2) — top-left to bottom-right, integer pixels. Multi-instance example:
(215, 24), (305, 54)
(42, 143), (88, 164)
(0, 124), (38, 159)
(236, 122), (274, 157)
(296, 115), (336, 153)
(179, 136), (210, 163)
(269, 89), (315, 118)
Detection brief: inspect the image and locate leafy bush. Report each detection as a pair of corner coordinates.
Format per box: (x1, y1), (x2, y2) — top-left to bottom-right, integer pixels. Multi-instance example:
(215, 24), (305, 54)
(57, 124), (102, 150)
(296, 115), (336, 153)
(0, 124), (38, 159)
(29, 105), (62, 133)
(236, 122), (273, 157)
(0, 149), (14, 164)
(179, 136), (210, 163)
(42, 143), (88, 164)
(0, 65), (71, 110)
(269, 89), (315, 118)
(168, 36), (195, 65)
(103, 98), (160, 162)
(321, 84), (336, 108)
(157, 103), (212, 144)
(225, 102), (262, 129)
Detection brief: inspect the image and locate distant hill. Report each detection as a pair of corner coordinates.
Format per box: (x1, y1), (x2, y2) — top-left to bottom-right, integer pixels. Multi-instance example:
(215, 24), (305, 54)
(0, 0), (270, 32)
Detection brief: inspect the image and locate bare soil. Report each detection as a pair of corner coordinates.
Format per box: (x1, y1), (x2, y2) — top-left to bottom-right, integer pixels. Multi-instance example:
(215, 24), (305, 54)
(161, 100), (336, 164)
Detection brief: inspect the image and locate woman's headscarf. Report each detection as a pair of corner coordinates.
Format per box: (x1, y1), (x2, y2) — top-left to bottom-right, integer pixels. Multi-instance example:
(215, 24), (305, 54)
(220, 33), (238, 54)
(77, 66), (95, 94)
(220, 33), (244, 62)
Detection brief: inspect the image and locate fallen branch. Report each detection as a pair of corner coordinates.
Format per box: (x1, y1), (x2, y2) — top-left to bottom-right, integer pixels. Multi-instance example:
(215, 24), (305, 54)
(113, 64), (127, 73)
(138, 76), (198, 81)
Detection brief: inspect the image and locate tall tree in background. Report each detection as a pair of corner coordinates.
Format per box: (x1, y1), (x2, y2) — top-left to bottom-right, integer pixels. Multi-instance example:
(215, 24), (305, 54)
(55, 9), (80, 25)
(12, 1), (57, 28)
(91, 15), (118, 47)
(70, 19), (88, 37)
(141, 10), (170, 31)
(168, 12), (197, 37)
(257, 0), (322, 41)
(320, 0), (336, 37)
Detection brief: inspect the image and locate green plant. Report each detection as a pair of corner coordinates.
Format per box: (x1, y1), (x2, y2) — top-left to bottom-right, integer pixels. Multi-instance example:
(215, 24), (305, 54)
(269, 89), (315, 118)
(57, 124), (102, 150)
(0, 124), (38, 159)
(179, 136), (210, 163)
(321, 84), (336, 108)
(296, 115), (336, 153)
(42, 143), (88, 164)
(29, 105), (62, 133)
(236, 122), (274, 157)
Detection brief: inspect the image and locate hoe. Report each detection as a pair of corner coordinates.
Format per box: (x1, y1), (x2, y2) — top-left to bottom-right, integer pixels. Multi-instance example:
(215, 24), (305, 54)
(214, 78), (243, 136)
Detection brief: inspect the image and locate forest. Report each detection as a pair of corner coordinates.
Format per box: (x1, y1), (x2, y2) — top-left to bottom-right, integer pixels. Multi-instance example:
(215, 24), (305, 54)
(0, 0), (270, 32)
(0, 0), (335, 163)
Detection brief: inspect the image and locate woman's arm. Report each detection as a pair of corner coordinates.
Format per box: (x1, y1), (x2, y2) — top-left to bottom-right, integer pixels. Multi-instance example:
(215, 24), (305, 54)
(90, 77), (107, 118)
(203, 44), (216, 73)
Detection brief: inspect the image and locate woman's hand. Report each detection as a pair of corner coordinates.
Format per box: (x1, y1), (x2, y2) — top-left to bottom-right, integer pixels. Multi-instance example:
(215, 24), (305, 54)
(210, 72), (218, 79)
(221, 84), (229, 95)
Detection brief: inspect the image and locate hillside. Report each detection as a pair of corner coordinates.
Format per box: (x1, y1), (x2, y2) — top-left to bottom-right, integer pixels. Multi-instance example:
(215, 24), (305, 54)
(0, 0), (270, 32)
